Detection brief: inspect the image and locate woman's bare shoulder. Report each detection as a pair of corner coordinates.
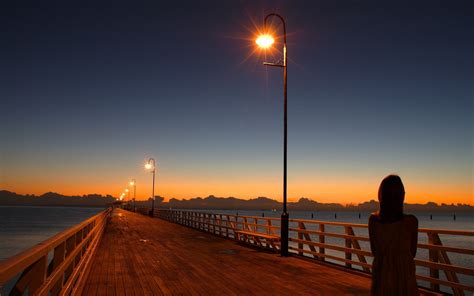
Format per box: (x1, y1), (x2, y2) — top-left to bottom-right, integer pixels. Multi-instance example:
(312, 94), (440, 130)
(404, 214), (419, 226)
(369, 212), (380, 224)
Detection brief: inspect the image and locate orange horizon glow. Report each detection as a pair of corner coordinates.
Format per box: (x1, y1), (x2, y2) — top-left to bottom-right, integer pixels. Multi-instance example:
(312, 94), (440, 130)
(3, 177), (472, 206)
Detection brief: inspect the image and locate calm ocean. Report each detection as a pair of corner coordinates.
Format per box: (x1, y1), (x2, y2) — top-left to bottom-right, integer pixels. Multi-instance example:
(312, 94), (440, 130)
(0, 206), (472, 293)
(0, 206), (104, 261)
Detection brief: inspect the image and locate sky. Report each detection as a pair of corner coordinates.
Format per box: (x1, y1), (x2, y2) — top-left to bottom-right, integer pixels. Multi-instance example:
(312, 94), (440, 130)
(0, 1), (472, 205)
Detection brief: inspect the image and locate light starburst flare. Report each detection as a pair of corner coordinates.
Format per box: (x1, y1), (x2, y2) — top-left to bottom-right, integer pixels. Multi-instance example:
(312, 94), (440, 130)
(256, 34), (274, 48)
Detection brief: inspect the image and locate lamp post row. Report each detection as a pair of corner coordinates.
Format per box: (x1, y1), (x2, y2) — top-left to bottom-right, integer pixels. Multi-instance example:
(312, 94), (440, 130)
(118, 159), (156, 216)
(116, 12), (290, 257)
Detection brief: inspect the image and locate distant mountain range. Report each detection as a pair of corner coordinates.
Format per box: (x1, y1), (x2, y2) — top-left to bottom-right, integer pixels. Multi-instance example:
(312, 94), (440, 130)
(1, 190), (472, 212)
(0, 190), (115, 207)
(164, 195), (473, 213)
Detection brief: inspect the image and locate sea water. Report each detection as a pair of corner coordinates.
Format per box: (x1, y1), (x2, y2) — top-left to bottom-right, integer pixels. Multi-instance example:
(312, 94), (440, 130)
(0, 206), (104, 261)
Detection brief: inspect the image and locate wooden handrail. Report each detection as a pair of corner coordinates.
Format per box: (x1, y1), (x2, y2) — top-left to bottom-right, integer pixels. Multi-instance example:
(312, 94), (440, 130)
(289, 237), (373, 257)
(289, 218), (369, 228)
(289, 227), (370, 241)
(419, 228), (474, 236)
(155, 209), (474, 295)
(417, 243), (474, 255)
(0, 208), (111, 295)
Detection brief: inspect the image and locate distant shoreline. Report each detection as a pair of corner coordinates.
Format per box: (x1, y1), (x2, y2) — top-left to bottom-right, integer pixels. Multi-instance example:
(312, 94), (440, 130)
(0, 204), (108, 208)
(0, 204), (472, 214)
(1, 190), (472, 213)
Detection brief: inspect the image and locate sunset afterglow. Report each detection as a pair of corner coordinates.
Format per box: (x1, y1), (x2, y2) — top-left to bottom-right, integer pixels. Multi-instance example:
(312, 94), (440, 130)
(1, 2), (472, 207)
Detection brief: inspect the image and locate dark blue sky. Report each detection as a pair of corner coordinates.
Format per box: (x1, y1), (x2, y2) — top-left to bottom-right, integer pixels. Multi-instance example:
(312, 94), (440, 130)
(1, 1), (472, 203)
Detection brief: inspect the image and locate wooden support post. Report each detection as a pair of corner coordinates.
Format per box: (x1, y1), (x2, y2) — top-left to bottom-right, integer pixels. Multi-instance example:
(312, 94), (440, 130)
(299, 222), (317, 257)
(319, 224), (325, 261)
(64, 234), (77, 282)
(297, 222), (304, 256)
(428, 233), (440, 292)
(29, 256), (48, 294)
(346, 226), (370, 273)
(218, 215), (222, 236)
(49, 242), (66, 294)
(344, 226), (352, 268)
(267, 219), (274, 235)
(226, 215), (230, 238)
(429, 233), (463, 295)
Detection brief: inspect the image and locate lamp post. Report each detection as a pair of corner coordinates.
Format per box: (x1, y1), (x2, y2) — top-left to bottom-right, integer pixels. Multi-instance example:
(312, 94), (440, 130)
(124, 189), (130, 209)
(130, 179), (136, 212)
(255, 13), (289, 256)
(119, 193), (125, 209)
(145, 158), (156, 217)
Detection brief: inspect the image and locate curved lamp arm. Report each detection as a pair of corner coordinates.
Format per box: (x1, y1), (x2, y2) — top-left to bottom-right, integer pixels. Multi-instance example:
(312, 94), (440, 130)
(264, 13), (287, 67)
(147, 158), (156, 173)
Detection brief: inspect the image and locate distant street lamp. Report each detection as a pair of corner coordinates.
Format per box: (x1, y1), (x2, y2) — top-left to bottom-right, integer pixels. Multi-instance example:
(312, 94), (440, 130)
(130, 179), (136, 212)
(255, 13), (289, 256)
(124, 189), (130, 209)
(145, 158), (156, 217)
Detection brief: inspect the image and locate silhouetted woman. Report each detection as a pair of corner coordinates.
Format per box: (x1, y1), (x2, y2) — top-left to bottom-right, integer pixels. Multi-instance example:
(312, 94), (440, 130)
(369, 175), (419, 296)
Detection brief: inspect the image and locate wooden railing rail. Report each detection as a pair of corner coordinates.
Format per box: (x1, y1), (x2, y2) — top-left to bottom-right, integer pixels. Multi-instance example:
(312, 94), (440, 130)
(288, 218), (474, 296)
(156, 210), (281, 247)
(0, 208), (111, 296)
(155, 209), (474, 295)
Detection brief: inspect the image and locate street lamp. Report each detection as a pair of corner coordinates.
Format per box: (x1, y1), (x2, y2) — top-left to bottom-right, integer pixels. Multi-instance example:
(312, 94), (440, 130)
(124, 189), (130, 209)
(256, 13), (289, 256)
(130, 179), (136, 212)
(145, 158), (156, 217)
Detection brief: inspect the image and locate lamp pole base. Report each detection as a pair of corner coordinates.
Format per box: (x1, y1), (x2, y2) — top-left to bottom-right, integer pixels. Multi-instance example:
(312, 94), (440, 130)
(280, 212), (289, 256)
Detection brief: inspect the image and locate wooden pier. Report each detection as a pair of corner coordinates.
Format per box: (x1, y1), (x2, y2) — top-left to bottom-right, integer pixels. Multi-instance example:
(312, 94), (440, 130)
(82, 209), (370, 295)
(1, 207), (473, 295)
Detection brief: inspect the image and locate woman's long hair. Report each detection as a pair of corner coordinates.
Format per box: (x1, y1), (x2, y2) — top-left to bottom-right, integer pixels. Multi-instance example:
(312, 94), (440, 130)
(378, 175), (405, 222)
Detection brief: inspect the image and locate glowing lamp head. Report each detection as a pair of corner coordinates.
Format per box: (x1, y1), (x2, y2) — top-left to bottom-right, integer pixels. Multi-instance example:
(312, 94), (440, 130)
(125, 189), (129, 192)
(256, 34), (274, 48)
(145, 163), (152, 170)
(129, 181), (135, 186)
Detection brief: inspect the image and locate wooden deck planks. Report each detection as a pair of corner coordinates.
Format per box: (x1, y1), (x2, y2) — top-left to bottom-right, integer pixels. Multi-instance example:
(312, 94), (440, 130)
(82, 209), (370, 295)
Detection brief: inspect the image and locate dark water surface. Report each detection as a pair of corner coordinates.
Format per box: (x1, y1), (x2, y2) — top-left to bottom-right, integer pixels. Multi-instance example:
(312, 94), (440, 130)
(0, 206), (104, 261)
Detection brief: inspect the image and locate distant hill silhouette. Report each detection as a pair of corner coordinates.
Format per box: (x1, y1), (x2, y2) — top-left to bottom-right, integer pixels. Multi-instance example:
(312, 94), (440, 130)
(163, 195), (473, 213)
(1, 191), (472, 212)
(0, 190), (115, 207)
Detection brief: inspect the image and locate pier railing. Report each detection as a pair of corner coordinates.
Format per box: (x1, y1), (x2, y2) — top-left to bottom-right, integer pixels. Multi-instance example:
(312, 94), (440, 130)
(0, 208), (111, 296)
(156, 209), (474, 296)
